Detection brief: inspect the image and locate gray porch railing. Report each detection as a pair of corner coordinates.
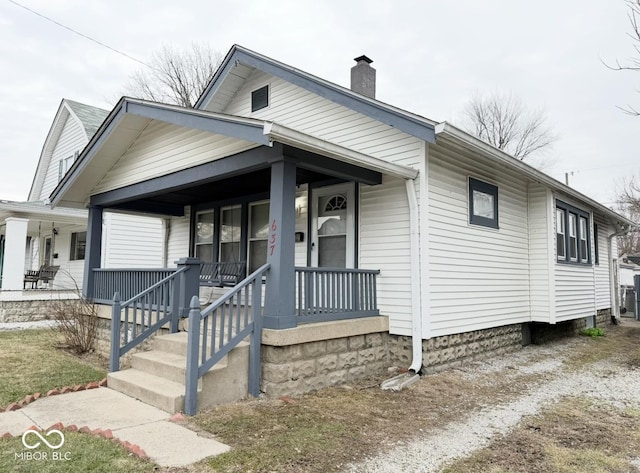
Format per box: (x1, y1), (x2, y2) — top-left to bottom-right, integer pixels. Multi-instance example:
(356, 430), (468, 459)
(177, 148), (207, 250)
(184, 263), (269, 415)
(94, 268), (177, 303)
(109, 266), (187, 372)
(295, 267), (380, 323)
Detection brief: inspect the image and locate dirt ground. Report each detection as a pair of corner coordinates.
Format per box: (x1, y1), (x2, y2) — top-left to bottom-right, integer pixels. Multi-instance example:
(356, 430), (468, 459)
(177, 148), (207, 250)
(166, 319), (640, 473)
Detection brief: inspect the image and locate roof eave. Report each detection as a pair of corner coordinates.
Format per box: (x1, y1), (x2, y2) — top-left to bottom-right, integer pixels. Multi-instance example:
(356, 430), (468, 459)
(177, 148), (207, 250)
(434, 122), (635, 228)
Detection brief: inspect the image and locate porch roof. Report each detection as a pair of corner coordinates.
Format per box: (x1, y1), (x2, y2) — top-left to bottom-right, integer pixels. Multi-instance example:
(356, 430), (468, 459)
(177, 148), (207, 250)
(0, 200), (87, 224)
(50, 98), (417, 210)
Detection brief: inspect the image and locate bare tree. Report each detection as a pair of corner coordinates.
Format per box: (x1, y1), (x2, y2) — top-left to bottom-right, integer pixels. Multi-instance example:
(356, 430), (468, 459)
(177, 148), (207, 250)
(617, 176), (640, 255)
(608, 0), (640, 115)
(124, 43), (223, 108)
(462, 91), (557, 161)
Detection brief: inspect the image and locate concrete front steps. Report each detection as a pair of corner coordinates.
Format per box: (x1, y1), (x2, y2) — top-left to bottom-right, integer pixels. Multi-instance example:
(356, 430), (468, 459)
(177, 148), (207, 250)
(107, 332), (249, 414)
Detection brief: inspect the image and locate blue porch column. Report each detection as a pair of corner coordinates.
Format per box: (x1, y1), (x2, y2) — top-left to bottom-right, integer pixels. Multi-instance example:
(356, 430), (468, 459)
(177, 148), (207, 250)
(263, 159), (297, 329)
(83, 205), (103, 299)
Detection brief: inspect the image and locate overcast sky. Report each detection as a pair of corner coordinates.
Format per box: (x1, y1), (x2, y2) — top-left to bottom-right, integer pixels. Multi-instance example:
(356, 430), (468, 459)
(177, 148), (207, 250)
(0, 0), (638, 208)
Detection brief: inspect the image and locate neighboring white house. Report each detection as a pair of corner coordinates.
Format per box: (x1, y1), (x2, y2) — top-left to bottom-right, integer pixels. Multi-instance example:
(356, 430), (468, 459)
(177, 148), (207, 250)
(48, 46), (636, 407)
(0, 99), (165, 292)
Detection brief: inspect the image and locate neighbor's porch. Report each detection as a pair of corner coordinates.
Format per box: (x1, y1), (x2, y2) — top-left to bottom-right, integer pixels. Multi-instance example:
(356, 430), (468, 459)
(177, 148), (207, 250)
(0, 201), (87, 291)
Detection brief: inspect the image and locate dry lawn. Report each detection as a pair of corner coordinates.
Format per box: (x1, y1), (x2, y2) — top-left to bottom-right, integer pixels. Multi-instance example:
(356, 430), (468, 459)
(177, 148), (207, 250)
(180, 321), (640, 473)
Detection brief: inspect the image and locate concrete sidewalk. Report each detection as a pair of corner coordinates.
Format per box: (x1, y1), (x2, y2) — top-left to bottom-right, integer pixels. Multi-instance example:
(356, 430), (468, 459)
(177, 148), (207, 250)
(0, 388), (229, 467)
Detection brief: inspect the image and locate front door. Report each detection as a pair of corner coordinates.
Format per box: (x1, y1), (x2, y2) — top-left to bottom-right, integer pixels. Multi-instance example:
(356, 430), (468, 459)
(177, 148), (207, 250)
(311, 183), (355, 268)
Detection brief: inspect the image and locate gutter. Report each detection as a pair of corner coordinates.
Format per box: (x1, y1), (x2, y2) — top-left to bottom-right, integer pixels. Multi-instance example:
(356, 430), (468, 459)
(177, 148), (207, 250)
(263, 122), (418, 180)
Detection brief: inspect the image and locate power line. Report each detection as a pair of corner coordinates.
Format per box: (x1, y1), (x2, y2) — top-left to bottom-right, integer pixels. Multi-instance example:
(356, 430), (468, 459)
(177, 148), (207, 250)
(7, 0), (153, 70)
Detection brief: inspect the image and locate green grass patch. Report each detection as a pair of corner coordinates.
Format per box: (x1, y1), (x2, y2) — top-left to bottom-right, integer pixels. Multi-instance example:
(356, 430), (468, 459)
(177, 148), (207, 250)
(580, 327), (605, 338)
(0, 329), (106, 407)
(0, 431), (153, 473)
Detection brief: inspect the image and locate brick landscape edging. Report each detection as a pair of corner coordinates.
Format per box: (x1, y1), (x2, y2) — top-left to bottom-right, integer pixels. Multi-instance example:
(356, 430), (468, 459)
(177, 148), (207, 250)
(0, 422), (148, 460)
(2, 377), (108, 412)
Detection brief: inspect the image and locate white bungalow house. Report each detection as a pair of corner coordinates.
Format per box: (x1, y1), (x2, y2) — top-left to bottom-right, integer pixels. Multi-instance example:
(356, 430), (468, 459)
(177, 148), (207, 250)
(0, 99), (164, 303)
(49, 46), (634, 414)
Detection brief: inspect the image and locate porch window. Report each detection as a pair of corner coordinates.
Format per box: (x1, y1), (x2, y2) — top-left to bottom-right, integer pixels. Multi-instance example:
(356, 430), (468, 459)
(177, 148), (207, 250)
(220, 205), (241, 262)
(70, 231), (86, 260)
(556, 200), (590, 265)
(248, 201), (269, 273)
(469, 177), (499, 229)
(195, 211), (214, 262)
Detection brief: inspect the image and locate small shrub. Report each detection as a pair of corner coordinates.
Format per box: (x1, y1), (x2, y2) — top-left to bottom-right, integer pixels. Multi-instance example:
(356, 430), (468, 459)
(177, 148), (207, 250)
(580, 327), (605, 338)
(53, 292), (99, 354)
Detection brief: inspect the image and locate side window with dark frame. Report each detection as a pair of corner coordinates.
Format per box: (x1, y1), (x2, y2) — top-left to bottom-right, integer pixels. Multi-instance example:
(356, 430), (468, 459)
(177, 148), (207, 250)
(556, 200), (591, 265)
(469, 177), (499, 229)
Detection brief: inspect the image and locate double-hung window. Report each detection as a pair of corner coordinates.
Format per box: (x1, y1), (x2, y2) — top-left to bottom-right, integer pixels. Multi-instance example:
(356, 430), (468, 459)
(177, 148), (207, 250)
(556, 200), (591, 265)
(195, 210), (214, 262)
(220, 205), (241, 263)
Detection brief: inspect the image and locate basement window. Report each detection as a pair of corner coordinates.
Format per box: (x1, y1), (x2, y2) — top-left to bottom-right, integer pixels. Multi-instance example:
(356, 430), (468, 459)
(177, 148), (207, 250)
(469, 177), (499, 229)
(251, 85), (269, 112)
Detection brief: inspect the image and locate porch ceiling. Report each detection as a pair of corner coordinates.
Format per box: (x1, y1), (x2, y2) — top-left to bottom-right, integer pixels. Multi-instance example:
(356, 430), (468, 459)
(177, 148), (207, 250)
(100, 161), (348, 214)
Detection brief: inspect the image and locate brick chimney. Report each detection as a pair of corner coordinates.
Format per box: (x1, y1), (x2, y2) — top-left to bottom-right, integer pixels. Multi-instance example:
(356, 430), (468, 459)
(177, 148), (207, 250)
(350, 55), (376, 99)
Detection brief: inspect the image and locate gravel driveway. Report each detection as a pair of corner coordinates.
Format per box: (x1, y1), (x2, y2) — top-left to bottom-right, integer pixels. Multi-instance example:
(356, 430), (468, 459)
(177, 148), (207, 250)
(348, 320), (640, 473)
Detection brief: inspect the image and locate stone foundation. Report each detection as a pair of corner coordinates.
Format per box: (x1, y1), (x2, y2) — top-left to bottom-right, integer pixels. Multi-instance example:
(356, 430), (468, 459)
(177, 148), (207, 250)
(596, 308), (612, 326)
(388, 324), (524, 374)
(0, 295), (78, 323)
(260, 317), (390, 398)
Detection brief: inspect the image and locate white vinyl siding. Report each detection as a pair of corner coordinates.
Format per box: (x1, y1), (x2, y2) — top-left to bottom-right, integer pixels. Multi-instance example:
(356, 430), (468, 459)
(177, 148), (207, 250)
(166, 207), (191, 268)
(40, 115), (86, 200)
(359, 176), (413, 335)
(102, 213), (164, 268)
(49, 225), (85, 290)
(218, 72), (424, 170)
(427, 140), (530, 337)
(554, 263), (595, 321)
(594, 216), (612, 310)
(92, 122), (258, 194)
(528, 184), (552, 322)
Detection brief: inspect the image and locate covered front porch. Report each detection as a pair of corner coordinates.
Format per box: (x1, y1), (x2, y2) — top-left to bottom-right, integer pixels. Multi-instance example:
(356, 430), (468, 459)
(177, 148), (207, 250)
(83, 141), (384, 329)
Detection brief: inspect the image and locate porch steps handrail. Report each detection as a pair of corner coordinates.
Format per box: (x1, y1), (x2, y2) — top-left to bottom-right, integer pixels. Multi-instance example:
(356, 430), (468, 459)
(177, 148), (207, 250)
(109, 266), (187, 372)
(184, 263), (270, 415)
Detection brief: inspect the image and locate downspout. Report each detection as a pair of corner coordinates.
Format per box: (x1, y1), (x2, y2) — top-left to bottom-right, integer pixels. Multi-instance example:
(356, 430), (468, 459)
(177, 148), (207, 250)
(608, 224), (632, 323)
(405, 178), (423, 374)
